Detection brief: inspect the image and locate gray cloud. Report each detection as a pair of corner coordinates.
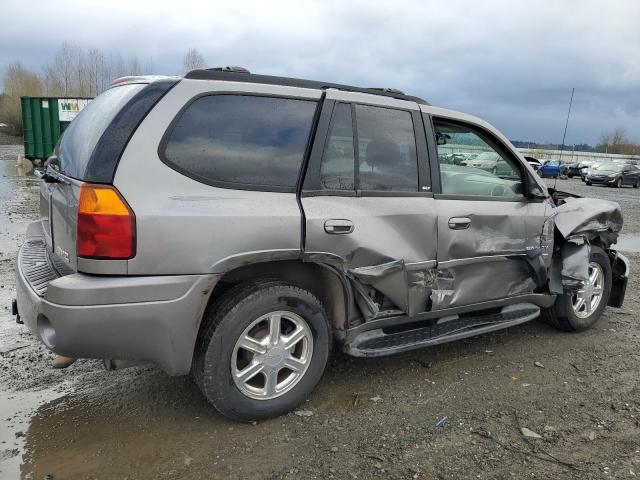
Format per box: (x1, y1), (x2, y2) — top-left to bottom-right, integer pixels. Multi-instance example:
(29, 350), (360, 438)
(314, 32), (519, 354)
(1, 0), (639, 144)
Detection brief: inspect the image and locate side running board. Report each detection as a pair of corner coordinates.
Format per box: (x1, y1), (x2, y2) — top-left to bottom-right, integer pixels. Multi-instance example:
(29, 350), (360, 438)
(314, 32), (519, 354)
(344, 303), (540, 357)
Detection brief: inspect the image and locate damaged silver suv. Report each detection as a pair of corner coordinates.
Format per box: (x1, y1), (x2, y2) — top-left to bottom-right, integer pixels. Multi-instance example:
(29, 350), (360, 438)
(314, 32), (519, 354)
(13, 68), (629, 421)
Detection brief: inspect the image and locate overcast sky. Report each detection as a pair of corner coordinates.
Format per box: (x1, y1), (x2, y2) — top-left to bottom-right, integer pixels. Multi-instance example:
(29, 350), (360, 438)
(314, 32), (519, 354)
(1, 0), (638, 145)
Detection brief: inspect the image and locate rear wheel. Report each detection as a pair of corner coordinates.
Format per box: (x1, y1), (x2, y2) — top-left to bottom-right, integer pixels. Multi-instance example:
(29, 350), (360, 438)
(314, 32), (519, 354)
(541, 246), (611, 332)
(193, 280), (331, 421)
(633, 180), (639, 188)
(585, 181), (592, 185)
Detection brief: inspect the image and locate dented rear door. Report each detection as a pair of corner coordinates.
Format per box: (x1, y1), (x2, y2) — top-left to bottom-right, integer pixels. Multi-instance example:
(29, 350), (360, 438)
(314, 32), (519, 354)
(301, 91), (438, 318)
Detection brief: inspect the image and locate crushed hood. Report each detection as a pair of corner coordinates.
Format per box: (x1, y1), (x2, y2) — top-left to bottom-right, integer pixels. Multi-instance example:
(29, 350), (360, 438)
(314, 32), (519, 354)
(553, 197), (623, 242)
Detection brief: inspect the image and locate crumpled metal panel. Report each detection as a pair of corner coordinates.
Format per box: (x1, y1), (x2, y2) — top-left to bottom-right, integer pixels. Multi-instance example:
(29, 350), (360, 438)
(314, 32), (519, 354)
(302, 196), (439, 318)
(440, 213), (528, 259)
(553, 197), (623, 242)
(559, 240), (590, 291)
(551, 196), (622, 293)
(349, 260), (436, 317)
(431, 258), (535, 310)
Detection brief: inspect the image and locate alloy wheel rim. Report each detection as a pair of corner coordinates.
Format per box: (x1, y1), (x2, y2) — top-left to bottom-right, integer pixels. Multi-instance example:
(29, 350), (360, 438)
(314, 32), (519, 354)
(572, 262), (604, 319)
(231, 311), (313, 400)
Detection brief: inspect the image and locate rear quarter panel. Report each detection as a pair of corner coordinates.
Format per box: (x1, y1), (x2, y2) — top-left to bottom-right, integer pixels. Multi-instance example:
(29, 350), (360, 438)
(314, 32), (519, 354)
(114, 79), (322, 275)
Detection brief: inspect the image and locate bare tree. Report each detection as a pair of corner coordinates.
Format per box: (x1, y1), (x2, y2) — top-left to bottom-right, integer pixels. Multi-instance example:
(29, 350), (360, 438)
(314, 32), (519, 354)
(86, 48), (106, 96)
(0, 62), (43, 133)
(43, 65), (63, 96)
(127, 55), (143, 76)
(74, 48), (90, 97)
(183, 48), (205, 73)
(596, 127), (640, 155)
(51, 42), (78, 96)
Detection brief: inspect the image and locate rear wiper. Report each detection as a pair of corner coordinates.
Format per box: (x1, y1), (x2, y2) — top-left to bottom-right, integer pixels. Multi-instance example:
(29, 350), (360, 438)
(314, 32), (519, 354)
(34, 169), (60, 183)
(35, 155), (63, 183)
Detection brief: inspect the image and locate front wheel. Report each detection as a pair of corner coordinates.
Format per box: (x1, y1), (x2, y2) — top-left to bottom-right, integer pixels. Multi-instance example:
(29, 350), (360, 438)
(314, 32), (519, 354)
(193, 281), (331, 421)
(585, 181), (592, 185)
(541, 246), (612, 332)
(615, 177), (623, 188)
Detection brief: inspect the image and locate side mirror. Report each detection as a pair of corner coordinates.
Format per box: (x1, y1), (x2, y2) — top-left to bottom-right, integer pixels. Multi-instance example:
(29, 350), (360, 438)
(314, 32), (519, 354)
(436, 132), (449, 146)
(524, 171), (547, 199)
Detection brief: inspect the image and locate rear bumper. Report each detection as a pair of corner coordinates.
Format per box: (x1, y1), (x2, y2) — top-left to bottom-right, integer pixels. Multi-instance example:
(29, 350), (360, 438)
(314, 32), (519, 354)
(15, 225), (220, 376)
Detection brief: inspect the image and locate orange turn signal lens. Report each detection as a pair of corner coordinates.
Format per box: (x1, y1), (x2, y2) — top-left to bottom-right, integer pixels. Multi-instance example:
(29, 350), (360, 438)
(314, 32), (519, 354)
(77, 184), (135, 259)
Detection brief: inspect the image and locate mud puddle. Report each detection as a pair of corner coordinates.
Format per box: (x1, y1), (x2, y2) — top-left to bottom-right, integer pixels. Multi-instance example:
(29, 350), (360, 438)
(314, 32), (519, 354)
(616, 233), (640, 253)
(0, 388), (64, 479)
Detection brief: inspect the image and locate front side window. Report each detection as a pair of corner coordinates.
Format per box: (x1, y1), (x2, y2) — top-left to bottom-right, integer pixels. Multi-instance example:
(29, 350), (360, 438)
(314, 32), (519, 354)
(162, 95), (317, 190)
(433, 120), (523, 198)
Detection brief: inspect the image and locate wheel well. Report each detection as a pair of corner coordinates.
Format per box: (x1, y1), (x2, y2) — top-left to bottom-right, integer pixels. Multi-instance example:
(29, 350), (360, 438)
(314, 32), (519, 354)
(207, 260), (353, 332)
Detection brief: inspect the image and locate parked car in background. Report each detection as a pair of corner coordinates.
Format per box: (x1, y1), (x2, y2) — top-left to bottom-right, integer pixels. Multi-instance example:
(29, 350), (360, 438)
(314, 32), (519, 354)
(562, 162), (582, 178)
(585, 163), (640, 187)
(524, 156), (542, 170)
(578, 160), (597, 181)
(463, 151), (513, 175)
(536, 159), (562, 178)
(580, 159), (638, 181)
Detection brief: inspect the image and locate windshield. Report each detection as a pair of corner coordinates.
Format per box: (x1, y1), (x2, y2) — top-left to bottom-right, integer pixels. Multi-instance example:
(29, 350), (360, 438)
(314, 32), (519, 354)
(58, 84), (145, 179)
(594, 163), (623, 172)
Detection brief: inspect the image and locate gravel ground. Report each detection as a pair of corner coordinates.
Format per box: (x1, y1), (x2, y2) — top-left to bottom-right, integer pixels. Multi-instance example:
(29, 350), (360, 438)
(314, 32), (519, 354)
(0, 149), (638, 479)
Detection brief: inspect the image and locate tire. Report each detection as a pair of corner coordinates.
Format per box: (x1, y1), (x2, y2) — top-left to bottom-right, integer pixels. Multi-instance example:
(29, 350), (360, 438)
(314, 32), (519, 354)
(192, 280), (331, 421)
(585, 181), (592, 185)
(491, 166), (498, 175)
(567, 173), (574, 178)
(615, 177), (622, 188)
(541, 246), (612, 332)
(634, 181), (639, 188)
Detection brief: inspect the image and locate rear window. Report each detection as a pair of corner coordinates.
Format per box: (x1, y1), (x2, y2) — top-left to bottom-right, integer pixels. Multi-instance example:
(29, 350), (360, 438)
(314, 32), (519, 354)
(58, 84), (145, 179)
(161, 95), (317, 191)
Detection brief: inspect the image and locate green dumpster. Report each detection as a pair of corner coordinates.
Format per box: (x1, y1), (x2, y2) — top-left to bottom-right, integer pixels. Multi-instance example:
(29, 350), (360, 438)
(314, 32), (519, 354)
(21, 96), (92, 160)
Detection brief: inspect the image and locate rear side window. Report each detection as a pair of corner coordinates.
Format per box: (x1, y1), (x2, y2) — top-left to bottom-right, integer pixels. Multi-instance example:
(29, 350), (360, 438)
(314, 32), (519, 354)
(320, 103), (355, 190)
(59, 84), (144, 179)
(161, 95), (317, 190)
(356, 105), (418, 191)
(316, 103), (419, 192)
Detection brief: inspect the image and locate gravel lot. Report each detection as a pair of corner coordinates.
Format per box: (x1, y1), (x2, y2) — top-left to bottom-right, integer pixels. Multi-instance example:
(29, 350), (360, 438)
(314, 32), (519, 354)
(1, 147), (638, 479)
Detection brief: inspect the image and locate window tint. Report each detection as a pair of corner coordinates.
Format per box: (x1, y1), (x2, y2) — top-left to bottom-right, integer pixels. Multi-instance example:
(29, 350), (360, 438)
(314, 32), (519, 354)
(433, 120), (524, 198)
(355, 105), (418, 191)
(59, 84), (143, 179)
(320, 103), (355, 190)
(162, 95), (317, 189)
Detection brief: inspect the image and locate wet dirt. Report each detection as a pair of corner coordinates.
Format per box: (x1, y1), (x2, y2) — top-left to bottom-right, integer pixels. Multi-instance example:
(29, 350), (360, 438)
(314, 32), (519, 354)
(0, 155), (639, 479)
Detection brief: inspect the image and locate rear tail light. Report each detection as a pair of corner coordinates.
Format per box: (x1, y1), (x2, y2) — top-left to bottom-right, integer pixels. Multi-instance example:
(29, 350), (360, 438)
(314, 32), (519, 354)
(77, 184), (136, 259)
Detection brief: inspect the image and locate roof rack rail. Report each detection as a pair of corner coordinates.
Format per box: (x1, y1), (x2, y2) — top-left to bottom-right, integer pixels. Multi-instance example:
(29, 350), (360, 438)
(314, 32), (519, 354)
(184, 69), (429, 105)
(205, 66), (250, 74)
(369, 87), (405, 95)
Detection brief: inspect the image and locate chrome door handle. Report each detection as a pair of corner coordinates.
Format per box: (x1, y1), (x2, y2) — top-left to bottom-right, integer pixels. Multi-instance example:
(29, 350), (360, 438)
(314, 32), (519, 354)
(324, 219), (354, 234)
(448, 217), (471, 230)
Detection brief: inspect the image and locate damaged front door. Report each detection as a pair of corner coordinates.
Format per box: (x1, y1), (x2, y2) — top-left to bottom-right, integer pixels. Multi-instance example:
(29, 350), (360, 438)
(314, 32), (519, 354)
(428, 118), (540, 309)
(301, 91), (437, 319)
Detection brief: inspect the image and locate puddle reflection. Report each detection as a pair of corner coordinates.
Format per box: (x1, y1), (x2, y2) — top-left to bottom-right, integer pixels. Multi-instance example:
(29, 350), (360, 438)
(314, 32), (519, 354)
(616, 233), (640, 253)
